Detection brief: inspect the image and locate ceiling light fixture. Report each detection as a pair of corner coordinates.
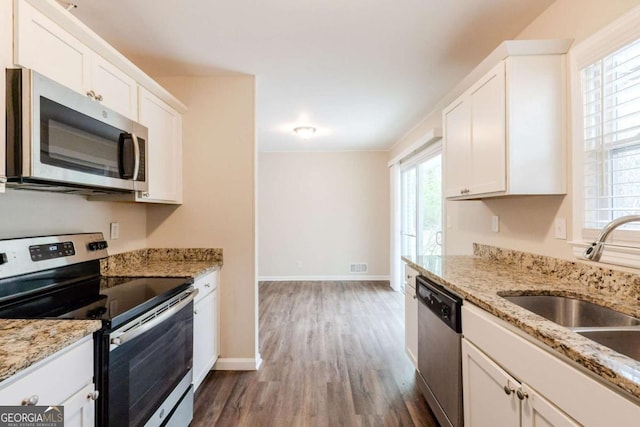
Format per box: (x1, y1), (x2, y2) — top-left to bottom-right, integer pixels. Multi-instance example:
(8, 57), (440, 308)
(293, 126), (316, 140)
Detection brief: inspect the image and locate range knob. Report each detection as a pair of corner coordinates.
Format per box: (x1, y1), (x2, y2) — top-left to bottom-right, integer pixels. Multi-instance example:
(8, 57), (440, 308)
(87, 241), (109, 251)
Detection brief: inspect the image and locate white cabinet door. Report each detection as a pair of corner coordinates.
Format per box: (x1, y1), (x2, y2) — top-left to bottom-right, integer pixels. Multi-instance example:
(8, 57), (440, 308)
(469, 61), (506, 195)
(193, 289), (218, 391)
(404, 286), (418, 368)
(14, 1), (136, 120)
(462, 339), (520, 427)
(60, 383), (96, 427)
(138, 87), (183, 203)
(521, 384), (580, 427)
(14, 0), (91, 94)
(90, 55), (137, 119)
(443, 96), (471, 198)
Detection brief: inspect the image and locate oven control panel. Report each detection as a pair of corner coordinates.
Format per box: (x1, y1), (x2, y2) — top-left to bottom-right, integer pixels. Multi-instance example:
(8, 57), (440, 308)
(29, 241), (76, 261)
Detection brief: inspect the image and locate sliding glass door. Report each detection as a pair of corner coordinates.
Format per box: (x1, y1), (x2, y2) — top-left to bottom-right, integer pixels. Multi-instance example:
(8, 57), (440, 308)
(401, 149), (442, 258)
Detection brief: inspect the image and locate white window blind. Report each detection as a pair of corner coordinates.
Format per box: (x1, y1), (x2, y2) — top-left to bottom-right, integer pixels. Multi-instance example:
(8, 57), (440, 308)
(582, 37), (640, 231)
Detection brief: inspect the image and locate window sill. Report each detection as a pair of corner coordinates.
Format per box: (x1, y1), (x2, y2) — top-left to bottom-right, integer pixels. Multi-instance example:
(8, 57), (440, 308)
(570, 240), (640, 270)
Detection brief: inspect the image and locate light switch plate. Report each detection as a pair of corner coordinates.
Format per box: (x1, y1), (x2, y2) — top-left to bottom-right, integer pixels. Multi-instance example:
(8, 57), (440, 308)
(110, 222), (120, 240)
(491, 216), (500, 233)
(554, 218), (567, 239)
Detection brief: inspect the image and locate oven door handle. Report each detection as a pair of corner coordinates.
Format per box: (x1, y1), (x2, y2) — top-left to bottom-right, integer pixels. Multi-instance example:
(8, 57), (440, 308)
(110, 288), (198, 349)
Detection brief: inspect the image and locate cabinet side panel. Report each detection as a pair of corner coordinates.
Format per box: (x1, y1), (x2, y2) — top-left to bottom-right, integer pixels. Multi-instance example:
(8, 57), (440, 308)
(507, 55), (567, 195)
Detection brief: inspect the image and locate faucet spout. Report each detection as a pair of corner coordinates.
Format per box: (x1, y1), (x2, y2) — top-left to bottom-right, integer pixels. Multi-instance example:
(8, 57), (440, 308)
(583, 215), (640, 261)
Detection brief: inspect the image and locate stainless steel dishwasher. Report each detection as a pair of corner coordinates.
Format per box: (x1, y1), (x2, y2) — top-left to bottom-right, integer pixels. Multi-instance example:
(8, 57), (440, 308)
(416, 275), (463, 427)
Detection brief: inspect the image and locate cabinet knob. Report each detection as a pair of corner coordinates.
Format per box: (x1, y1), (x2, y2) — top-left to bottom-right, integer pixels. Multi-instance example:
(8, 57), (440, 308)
(205, 283), (211, 288)
(194, 309), (198, 315)
(516, 390), (529, 400)
(412, 294), (417, 299)
(95, 94), (104, 102)
(503, 385), (514, 395)
(22, 395), (39, 406)
(87, 390), (100, 401)
(86, 90), (96, 99)
(142, 192), (150, 198)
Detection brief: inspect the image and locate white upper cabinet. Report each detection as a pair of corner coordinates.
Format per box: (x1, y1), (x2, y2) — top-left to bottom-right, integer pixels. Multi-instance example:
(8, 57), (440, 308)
(14, 0), (137, 119)
(14, 0), (91, 94)
(138, 87), (183, 203)
(443, 40), (570, 200)
(89, 55), (137, 119)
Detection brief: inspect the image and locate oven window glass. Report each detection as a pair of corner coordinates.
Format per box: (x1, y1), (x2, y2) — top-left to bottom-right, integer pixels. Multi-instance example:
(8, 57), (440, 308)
(106, 302), (193, 427)
(39, 97), (128, 178)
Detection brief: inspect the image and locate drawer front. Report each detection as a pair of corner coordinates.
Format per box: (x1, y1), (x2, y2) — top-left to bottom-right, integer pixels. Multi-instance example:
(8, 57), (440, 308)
(194, 271), (219, 302)
(0, 337), (93, 406)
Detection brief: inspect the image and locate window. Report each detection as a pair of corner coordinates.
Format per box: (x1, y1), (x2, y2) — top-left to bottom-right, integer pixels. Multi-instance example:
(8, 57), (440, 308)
(581, 38), (640, 231)
(400, 146), (442, 258)
(571, 6), (640, 266)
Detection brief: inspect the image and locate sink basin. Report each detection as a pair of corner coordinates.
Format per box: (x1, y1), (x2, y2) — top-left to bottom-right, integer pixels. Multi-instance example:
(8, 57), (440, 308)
(576, 329), (640, 360)
(502, 295), (640, 328)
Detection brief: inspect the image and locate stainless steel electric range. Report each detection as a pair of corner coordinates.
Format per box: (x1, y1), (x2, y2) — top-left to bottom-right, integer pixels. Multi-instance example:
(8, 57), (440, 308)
(0, 233), (197, 427)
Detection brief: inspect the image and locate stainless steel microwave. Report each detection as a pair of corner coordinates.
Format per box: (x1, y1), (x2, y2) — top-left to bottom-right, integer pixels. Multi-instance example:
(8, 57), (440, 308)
(5, 69), (148, 194)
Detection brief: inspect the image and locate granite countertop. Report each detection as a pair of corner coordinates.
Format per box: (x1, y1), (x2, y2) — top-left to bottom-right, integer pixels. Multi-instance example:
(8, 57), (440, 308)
(0, 247), (223, 386)
(403, 244), (640, 401)
(100, 248), (223, 278)
(0, 319), (101, 383)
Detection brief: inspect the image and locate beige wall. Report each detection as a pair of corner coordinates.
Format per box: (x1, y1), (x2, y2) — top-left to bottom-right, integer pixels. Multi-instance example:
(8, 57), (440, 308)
(258, 151), (390, 279)
(146, 75), (257, 362)
(0, 190), (147, 253)
(391, 0), (640, 259)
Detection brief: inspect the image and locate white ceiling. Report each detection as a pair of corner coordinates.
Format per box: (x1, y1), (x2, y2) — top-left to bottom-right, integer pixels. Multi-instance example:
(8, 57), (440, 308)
(69, 0), (554, 152)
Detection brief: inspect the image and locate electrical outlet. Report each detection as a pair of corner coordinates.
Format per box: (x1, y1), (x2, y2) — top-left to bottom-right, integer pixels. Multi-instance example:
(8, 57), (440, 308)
(554, 218), (567, 240)
(491, 216), (500, 233)
(110, 222), (120, 240)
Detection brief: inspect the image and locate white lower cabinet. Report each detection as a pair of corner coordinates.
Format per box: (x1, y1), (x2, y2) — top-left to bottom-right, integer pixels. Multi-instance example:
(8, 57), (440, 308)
(462, 339), (578, 427)
(404, 265), (418, 367)
(0, 337), (96, 426)
(60, 382), (97, 427)
(193, 271), (220, 391)
(462, 304), (640, 426)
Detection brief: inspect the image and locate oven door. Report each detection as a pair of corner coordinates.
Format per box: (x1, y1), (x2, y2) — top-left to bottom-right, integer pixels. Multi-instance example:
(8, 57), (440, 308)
(102, 289), (196, 427)
(7, 69), (148, 192)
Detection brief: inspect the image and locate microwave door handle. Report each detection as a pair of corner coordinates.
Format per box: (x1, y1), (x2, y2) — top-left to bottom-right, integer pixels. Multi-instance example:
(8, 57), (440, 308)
(117, 133), (134, 179)
(131, 132), (140, 181)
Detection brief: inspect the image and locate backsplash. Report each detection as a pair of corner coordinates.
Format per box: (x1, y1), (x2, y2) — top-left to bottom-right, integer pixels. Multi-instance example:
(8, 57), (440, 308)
(101, 248), (223, 274)
(473, 243), (640, 301)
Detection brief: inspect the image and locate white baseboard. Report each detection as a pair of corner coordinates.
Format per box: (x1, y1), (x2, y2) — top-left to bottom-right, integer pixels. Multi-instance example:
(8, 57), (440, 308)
(258, 275), (391, 282)
(214, 354), (263, 371)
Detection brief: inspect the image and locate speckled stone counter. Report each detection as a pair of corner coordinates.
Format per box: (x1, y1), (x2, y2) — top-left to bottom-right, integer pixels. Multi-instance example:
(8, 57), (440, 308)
(403, 244), (640, 401)
(0, 319), (101, 383)
(100, 248), (223, 278)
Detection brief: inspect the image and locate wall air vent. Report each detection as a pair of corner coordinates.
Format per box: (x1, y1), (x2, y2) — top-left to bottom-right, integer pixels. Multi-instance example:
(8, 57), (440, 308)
(349, 263), (368, 273)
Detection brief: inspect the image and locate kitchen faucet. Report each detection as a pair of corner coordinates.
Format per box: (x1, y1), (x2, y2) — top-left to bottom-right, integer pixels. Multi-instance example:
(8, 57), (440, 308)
(583, 215), (640, 261)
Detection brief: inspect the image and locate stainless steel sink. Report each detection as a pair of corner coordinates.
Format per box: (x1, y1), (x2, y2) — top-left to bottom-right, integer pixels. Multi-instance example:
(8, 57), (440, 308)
(576, 329), (640, 360)
(502, 295), (640, 328)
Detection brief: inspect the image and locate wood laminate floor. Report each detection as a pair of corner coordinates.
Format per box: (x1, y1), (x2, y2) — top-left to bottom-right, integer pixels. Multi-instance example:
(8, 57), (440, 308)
(191, 281), (438, 427)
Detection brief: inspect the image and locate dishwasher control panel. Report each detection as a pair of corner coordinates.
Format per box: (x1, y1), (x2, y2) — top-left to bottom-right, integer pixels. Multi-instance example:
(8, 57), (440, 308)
(416, 275), (462, 332)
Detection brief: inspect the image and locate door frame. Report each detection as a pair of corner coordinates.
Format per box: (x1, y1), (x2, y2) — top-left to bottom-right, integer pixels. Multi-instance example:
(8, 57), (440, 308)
(389, 137), (444, 292)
